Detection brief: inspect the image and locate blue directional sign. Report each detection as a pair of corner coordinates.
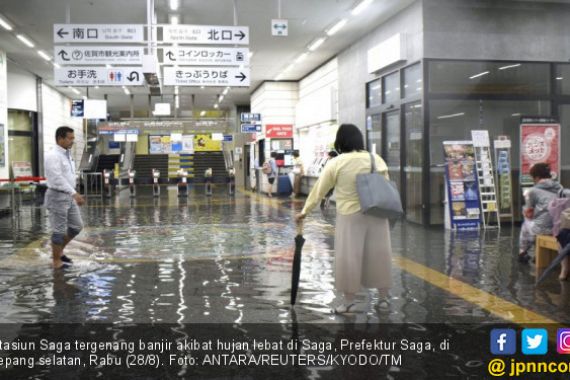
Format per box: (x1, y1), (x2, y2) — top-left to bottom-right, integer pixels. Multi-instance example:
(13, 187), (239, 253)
(241, 124), (262, 133)
(223, 134), (233, 142)
(240, 113), (261, 123)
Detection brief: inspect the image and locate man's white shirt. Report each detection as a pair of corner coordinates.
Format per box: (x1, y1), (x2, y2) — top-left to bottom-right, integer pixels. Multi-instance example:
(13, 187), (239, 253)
(45, 145), (77, 195)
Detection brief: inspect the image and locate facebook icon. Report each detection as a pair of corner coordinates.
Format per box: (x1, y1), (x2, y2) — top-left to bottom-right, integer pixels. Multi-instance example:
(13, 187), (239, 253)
(490, 329), (517, 355)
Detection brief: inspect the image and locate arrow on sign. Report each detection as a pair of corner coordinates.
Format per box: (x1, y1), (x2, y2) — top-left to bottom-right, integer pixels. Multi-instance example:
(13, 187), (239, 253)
(274, 24), (287, 31)
(235, 72), (247, 82)
(56, 28), (69, 39)
(127, 71), (140, 82)
(166, 51), (176, 61)
(58, 50), (70, 61)
(234, 31), (246, 40)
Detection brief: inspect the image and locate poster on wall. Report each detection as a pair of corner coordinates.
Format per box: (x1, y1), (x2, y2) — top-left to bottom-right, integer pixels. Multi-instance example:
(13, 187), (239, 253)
(520, 121), (560, 186)
(149, 135), (172, 154)
(182, 135), (194, 153)
(0, 124), (4, 168)
(443, 141), (481, 230)
(494, 137), (513, 216)
(194, 134), (222, 152)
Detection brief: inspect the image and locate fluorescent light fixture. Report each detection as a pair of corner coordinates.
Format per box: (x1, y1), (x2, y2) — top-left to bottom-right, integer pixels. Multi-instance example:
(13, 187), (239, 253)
(308, 37), (326, 51)
(200, 110), (206, 117)
(37, 50), (51, 61)
(351, 0), (373, 16)
(498, 63), (521, 70)
(16, 34), (35, 48)
(284, 63), (295, 72)
(326, 19), (347, 36)
(169, 14), (180, 25)
(222, 87), (229, 95)
(70, 87), (80, 95)
(248, 51), (254, 59)
(169, 0), (179, 11)
(437, 112), (465, 120)
(512, 113), (521, 117)
(106, 64), (112, 68)
(469, 71), (489, 79)
(95, 86), (100, 89)
(200, 86), (205, 89)
(53, 62), (61, 69)
(214, 104), (219, 109)
(175, 96), (180, 109)
(294, 53), (308, 63)
(174, 86), (179, 95)
(218, 95), (224, 102)
(556, 77), (564, 80)
(0, 15), (13, 31)
(122, 86), (130, 95)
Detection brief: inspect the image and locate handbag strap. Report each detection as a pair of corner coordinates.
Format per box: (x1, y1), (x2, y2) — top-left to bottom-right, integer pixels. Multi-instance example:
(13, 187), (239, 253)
(368, 151), (376, 173)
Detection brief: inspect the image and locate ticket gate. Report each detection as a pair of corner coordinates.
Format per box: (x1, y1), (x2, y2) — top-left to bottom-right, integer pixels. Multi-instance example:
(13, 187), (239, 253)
(128, 170), (136, 198)
(152, 169), (160, 197)
(228, 168), (235, 196)
(204, 168), (213, 196)
(178, 169), (189, 197)
(103, 170), (113, 198)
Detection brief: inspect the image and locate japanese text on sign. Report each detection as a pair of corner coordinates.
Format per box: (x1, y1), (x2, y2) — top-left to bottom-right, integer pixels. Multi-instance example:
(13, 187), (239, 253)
(162, 47), (249, 66)
(162, 25), (249, 45)
(163, 67), (249, 87)
(54, 46), (144, 65)
(53, 24), (144, 43)
(54, 67), (144, 86)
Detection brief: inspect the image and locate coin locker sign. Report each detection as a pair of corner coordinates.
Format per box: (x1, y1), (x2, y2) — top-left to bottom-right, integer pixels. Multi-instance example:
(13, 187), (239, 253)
(55, 67), (145, 86)
(53, 24), (144, 43)
(163, 67), (250, 87)
(54, 46), (144, 65)
(162, 25), (249, 45)
(162, 47), (249, 66)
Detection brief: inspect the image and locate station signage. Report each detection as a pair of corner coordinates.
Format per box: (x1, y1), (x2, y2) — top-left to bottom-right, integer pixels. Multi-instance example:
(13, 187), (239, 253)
(53, 24), (144, 43)
(54, 67), (145, 86)
(161, 47), (249, 66)
(240, 113), (261, 123)
(241, 124), (262, 133)
(163, 66), (249, 87)
(54, 46), (144, 65)
(162, 25), (249, 45)
(265, 124), (293, 138)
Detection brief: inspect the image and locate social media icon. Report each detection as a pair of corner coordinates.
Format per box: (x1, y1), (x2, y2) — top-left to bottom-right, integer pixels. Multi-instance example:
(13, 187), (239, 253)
(557, 329), (570, 354)
(490, 329), (516, 355)
(522, 329), (548, 355)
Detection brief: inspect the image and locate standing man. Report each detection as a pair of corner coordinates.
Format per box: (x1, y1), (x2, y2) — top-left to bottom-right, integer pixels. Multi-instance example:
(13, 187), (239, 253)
(291, 150), (304, 198)
(44, 126), (85, 269)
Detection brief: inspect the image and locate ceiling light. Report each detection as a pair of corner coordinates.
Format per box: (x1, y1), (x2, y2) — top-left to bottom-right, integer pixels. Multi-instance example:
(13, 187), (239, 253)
(222, 87), (229, 95)
(0, 15), (13, 31)
(69, 87), (80, 95)
(308, 37), (326, 51)
(122, 86), (130, 95)
(248, 51), (254, 59)
(214, 104), (219, 109)
(169, 14), (180, 25)
(294, 53), (308, 63)
(351, 0), (373, 16)
(169, 0), (180, 11)
(556, 77), (564, 80)
(106, 64), (112, 68)
(200, 110), (206, 117)
(95, 86), (100, 89)
(200, 86), (205, 89)
(498, 63), (521, 70)
(53, 62), (61, 69)
(16, 34), (35, 48)
(469, 71), (489, 79)
(326, 19), (347, 36)
(174, 86), (179, 95)
(437, 112), (465, 120)
(37, 50), (51, 61)
(175, 96), (180, 109)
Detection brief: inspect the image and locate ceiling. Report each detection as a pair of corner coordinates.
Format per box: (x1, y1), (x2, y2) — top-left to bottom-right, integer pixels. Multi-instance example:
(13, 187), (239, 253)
(0, 0), (416, 116)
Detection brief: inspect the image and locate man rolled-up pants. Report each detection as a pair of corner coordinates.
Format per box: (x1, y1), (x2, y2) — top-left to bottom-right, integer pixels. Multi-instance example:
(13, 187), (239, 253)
(44, 126), (85, 269)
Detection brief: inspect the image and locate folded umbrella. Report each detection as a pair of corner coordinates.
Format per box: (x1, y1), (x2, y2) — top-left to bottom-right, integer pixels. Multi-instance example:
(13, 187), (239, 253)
(536, 243), (570, 285)
(290, 221), (305, 305)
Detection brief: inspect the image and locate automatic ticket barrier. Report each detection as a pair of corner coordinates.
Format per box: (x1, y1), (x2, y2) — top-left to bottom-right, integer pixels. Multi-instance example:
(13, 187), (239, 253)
(204, 168), (213, 196)
(228, 168), (235, 196)
(128, 170), (136, 198)
(103, 170), (113, 198)
(178, 169), (189, 197)
(152, 169), (160, 197)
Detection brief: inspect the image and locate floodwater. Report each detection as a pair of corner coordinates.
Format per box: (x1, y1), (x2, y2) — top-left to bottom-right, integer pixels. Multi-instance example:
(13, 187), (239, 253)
(0, 186), (568, 324)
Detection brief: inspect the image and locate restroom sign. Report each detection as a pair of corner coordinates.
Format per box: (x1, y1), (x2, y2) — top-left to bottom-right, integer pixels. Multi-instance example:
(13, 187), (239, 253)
(54, 67), (145, 86)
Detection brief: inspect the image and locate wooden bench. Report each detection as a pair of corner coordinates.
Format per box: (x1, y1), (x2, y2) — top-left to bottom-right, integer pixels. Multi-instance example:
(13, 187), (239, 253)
(535, 234), (559, 277)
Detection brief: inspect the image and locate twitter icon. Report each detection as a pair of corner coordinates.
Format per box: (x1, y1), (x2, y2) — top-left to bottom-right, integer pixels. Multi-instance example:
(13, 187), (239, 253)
(522, 329), (548, 355)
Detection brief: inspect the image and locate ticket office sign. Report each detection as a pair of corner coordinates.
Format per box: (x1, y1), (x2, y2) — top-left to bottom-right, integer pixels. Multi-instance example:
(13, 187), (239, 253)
(520, 123), (560, 186)
(163, 67), (249, 87)
(443, 141), (481, 230)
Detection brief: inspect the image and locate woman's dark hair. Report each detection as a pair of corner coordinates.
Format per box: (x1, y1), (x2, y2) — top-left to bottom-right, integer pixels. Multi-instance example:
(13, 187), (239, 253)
(334, 124), (364, 154)
(292, 150), (300, 158)
(328, 150), (338, 158)
(529, 162), (551, 179)
(55, 126), (74, 141)
(270, 152), (277, 158)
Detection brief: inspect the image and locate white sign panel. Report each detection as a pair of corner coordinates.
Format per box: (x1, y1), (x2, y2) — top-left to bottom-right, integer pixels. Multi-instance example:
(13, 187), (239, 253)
(367, 33), (406, 74)
(54, 67), (145, 86)
(163, 25), (249, 45)
(471, 130), (491, 148)
(163, 67), (250, 87)
(162, 47), (249, 66)
(54, 24), (144, 43)
(54, 46), (144, 65)
(271, 19), (288, 36)
(182, 135), (194, 153)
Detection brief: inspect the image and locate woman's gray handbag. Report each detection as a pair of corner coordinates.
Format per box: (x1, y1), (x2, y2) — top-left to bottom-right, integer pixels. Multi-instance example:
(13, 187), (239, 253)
(356, 152), (403, 220)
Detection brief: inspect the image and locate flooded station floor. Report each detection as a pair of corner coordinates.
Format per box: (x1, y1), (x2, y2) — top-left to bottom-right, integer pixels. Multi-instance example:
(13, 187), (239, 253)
(0, 186), (567, 325)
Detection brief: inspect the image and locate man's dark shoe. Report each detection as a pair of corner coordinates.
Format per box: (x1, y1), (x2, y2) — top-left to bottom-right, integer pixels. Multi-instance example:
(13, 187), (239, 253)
(61, 255), (73, 263)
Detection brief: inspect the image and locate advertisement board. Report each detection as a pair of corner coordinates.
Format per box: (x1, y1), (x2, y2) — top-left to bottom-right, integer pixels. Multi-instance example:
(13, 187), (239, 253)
(194, 134), (222, 152)
(520, 123), (560, 186)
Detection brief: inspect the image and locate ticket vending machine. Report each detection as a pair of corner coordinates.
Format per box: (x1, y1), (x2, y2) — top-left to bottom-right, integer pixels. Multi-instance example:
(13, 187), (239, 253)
(152, 169), (160, 197)
(178, 169), (189, 197)
(128, 170), (136, 198)
(228, 168), (235, 196)
(103, 170), (113, 198)
(204, 168), (213, 196)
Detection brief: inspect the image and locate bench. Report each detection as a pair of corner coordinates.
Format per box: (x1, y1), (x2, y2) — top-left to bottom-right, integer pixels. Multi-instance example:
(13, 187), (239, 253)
(535, 234), (560, 277)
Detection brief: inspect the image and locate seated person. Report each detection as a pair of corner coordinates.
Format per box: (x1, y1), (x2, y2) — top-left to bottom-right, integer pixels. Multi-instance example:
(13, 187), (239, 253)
(519, 162), (564, 262)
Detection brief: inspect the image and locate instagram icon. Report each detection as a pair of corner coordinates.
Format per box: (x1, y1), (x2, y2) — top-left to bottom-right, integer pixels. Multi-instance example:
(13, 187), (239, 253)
(557, 329), (570, 354)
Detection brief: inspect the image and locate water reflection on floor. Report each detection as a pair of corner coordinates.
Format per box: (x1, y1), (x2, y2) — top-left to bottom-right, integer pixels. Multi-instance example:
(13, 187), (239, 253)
(0, 186), (568, 324)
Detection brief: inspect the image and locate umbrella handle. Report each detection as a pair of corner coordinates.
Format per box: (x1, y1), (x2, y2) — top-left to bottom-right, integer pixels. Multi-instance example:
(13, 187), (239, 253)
(296, 220), (304, 235)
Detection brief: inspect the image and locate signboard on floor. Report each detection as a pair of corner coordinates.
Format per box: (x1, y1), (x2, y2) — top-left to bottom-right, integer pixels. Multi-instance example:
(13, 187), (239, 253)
(55, 67), (145, 86)
(163, 66), (249, 87)
(54, 46), (144, 65)
(53, 24), (144, 43)
(12, 161), (33, 178)
(520, 121), (560, 186)
(443, 141), (481, 230)
(161, 47), (249, 66)
(162, 25), (249, 45)
(494, 136), (513, 217)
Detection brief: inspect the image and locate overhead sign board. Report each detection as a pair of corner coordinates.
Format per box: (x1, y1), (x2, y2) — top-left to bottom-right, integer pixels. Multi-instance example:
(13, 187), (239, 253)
(266, 124), (293, 138)
(240, 113), (261, 123)
(241, 124), (262, 133)
(163, 66), (250, 87)
(54, 46), (144, 65)
(162, 25), (249, 45)
(271, 19), (288, 36)
(223, 134), (233, 142)
(55, 67), (145, 86)
(162, 47), (249, 66)
(54, 24), (144, 43)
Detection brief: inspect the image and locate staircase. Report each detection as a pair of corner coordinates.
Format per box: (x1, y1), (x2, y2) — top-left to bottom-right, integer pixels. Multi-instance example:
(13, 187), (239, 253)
(192, 152), (227, 183)
(132, 155), (169, 183)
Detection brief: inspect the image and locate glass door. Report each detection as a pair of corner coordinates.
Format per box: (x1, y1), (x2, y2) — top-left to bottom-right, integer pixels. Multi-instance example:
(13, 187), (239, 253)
(384, 110), (401, 191)
(403, 102), (423, 223)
